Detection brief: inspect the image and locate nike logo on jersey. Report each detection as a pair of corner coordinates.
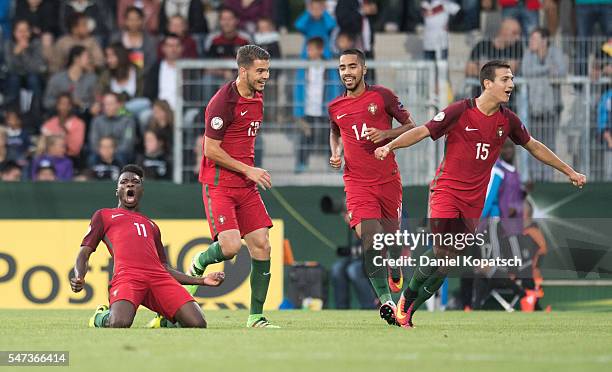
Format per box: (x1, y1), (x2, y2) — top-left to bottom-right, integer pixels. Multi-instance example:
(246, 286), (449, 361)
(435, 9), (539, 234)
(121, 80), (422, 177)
(336, 113), (347, 120)
(111, 214), (124, 219)
(241, 110), (248, 116)
(465, 127), (479, 132)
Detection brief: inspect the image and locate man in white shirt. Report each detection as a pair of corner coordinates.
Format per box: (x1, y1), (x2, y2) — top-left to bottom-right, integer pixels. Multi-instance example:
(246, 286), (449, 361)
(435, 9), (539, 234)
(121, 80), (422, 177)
(144, 33), (183, 109)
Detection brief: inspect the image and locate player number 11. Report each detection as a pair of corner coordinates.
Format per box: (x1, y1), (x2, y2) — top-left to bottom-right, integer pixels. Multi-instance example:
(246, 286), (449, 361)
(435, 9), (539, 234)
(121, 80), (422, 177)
(476, 142), (490, 160)
(134, 223), (148, 237)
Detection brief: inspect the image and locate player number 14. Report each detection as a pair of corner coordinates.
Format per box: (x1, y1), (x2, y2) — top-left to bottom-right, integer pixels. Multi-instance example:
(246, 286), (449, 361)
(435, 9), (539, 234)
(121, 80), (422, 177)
(134, 223), (148, 237)
(351, 123), (368, 140)
(476, 142), (490, 160)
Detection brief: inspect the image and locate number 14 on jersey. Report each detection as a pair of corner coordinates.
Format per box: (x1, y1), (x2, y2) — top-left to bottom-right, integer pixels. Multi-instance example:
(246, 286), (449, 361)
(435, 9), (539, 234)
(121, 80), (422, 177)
(351, 123), (368, 140)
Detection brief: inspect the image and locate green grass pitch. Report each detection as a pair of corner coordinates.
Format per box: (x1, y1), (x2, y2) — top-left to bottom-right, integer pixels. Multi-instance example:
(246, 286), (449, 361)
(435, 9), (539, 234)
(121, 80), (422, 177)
(1, 309), (611, 372)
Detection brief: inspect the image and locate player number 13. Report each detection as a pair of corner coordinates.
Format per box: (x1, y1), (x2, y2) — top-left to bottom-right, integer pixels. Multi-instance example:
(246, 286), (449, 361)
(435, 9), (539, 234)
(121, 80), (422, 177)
(476, 142), (490, 160)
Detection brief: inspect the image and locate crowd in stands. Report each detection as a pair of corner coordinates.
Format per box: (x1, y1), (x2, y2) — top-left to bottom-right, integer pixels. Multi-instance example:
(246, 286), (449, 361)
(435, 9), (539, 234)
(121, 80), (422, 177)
(0, 0), (610, 182)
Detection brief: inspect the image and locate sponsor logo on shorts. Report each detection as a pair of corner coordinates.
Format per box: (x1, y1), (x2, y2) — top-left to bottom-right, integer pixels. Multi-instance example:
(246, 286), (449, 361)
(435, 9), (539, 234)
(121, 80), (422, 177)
(218, 215), (226, 225)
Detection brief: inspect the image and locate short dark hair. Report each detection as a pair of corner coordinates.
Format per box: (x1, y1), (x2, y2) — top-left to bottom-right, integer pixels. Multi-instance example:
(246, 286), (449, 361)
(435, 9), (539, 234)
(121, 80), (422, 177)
(219, 6), (238, 19)
(120, 164), (144, 178)
(0, 160), (21, 174)
(479, 60), (511, 90)
(530, 27), (550, 46)
(163, 32), (181, 43)
(67, 45), (87, 68)
(236, 44), (270, 68)
(124, 6), (144, 19)
(340, 48), (366, 65)
(67, 12), (88, 32)
(306, 37), (324, 50)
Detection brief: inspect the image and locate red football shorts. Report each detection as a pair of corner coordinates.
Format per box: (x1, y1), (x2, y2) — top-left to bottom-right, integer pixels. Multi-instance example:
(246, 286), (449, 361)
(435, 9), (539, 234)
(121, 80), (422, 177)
(428, 189), (482, 235)
(108, 272), (194, 321)
(202, 184), (273, 239)
(345, 177), (402, 231)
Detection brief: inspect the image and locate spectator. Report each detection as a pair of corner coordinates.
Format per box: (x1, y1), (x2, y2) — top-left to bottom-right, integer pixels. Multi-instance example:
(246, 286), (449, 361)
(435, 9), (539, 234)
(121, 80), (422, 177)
(498, 0), (540, 37)
(15, 0), (60, 39)
(591, 37), (612, 83)
(0, 160), (23, 181)
(31, 135), (74, 181)
(89, 92), (137, 163)
(3, 20), (47, 113)
(223, 0), (274, 34)
(44, 45), (98, 113)
(3, 109), (31, 167)
(158, 0), (207, 37)
(421, 0), (461, 61)
(335, 0), (377, 58)
(87, 135), (122, 180)
(145, 99), (173, 149)
(144, 33), (183, 109)
(574, 0), (611, 75)
(575, 0), (611, 38)
(59, 0), (114, 45)
(117, 0), (160, 35)
(97, 42), (151, 124)
(521, 27), (567, 180)
(110, 6), (158, 74)
(49, 12), (105, 73)
(295, 0), (336, 59)
(158, 14), (198, 58)
(466, 18), (523, 77)
(205, 7), (250, 59)
(34, 159), (57, 181)
(40, 93), (86, 159)
(332, 30), (356, 57)
(0, 126), (7, 166)
(137, 129), (171, 179)
(597, 88), (612, 180)
(293, 37), (341, 173)
(253, 17), (281, 59)
(0, 0), (11, 41)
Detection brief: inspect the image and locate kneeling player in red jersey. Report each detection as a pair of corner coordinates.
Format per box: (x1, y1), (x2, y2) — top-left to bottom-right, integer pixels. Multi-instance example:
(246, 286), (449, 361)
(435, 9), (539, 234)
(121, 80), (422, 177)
(375, 60), (586, 328)
(70, 165), (225, 328)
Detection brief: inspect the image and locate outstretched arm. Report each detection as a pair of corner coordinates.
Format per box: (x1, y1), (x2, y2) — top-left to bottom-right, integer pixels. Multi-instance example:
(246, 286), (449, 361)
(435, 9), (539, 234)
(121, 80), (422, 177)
(164, 265), (225, 287)
(375, 125), (431, 160)
(70, 246), (95, 292)
(523, 138), (586, 187)
(204, 136), (272, 189)
(365, 116), (417, 143)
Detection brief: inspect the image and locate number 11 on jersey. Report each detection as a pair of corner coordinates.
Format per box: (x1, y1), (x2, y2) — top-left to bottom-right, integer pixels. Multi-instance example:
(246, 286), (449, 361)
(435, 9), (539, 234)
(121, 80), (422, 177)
(134, 223), (148, 237)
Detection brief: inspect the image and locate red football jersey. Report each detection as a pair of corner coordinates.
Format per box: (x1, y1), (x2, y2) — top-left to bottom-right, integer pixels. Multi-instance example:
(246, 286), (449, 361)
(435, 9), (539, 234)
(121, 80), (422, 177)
(199, 81), (263, 187)
(81, 208), (168, 276)
(425, 98), (531, 208)
(328, 85), (411, 186)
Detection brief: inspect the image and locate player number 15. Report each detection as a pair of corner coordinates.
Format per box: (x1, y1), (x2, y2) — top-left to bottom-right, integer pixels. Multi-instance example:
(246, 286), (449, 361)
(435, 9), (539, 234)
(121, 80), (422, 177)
(476, 142), (490, 160)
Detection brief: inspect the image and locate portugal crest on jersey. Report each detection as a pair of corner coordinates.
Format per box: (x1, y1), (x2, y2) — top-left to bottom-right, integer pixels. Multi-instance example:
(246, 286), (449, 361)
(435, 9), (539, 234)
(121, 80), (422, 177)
(368, 103), (378, 115)
(497, 127), (504, 137)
